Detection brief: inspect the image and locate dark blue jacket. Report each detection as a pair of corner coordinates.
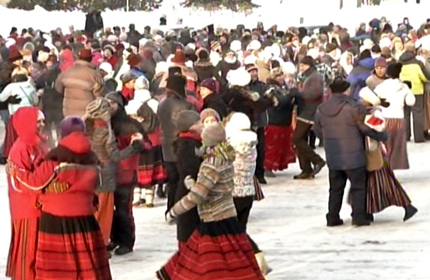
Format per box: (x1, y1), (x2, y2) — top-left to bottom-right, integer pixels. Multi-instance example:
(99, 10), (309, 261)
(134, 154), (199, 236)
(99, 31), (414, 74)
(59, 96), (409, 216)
(347, 57), (375, 100)
(314, 94), (387, 170)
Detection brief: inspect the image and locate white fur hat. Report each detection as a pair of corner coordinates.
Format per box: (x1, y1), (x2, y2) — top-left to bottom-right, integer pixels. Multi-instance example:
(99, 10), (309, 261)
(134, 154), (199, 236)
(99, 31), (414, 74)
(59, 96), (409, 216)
(155, 61), (168, 76)
(359, 87), (381, 106)
(187, 43), (196, 51)
(108, 35), (118, 43)
(38, 50), (50, 63)
(227, 68), (251, 87)
(139, 38), (148, 47)
(230, 40), (242, 52)
(247, 40), (261, 51)
(225, 112), (251, 137)
(307, 48), (319, 59)
(302, 36), (311, 46)
(100, 61), (113, 73)
(134, 75), (150, 91)
(244, 55), (257, 65)
(282, 61), (297, 75)
(379, 37), (391, 49)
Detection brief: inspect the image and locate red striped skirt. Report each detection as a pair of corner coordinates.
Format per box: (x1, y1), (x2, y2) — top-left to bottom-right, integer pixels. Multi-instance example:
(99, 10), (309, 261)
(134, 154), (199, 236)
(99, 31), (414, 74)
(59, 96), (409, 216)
(367, 160), (412, 213)
(384, 118), (409, 170)
(157, 218), (264, 280)
(6, 218), (38, 280)
(4, 114), (18, 158)
(264, 125), (296, 171)
(137, 146), (167, 188)
(36, 212), (112, 280)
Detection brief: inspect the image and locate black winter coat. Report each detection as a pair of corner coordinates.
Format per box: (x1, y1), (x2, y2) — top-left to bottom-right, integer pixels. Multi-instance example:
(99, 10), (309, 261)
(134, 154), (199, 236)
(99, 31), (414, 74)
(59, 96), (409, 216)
(84, 11), (104, 35)
(314, 94), (387, 170)
(248, 79), (268, 128)
(203, 93), (229, 120)
(266, 81), (294, 126)
(194, 60), (215, 83)
(173, 135), (202, 242)
(35, 65), (64, 120)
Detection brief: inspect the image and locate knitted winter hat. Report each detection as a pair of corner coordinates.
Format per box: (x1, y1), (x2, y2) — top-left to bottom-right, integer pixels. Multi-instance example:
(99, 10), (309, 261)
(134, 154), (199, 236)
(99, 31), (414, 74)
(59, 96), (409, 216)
(121, 71), (138, 84)
(84, 98), (111, 122)
(225, 112), (251, 138)
(176, 110), (201, 133)
(200, 108), (220, 122)
(200, 78), (217, 93)
(374, 57), (387, 68)
(329, 77), (350, 94)
(106, 91), (124, 108)
(60, 116), (86, 138)
(202, 123), (226, 147)
(227, 68), (251, 87)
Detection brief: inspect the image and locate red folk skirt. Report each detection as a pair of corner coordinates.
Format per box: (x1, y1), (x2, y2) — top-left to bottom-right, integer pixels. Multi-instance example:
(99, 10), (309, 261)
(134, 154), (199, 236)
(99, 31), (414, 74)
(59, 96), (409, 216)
(94, 192), (115, 245)
(4, 114), (18, 158)
(156, 218), (264, 280)
(35, 212), (112, 280)
(6, 218), (38, 280)
(264, 125), (296, 171)
(137, 145), (167, 189)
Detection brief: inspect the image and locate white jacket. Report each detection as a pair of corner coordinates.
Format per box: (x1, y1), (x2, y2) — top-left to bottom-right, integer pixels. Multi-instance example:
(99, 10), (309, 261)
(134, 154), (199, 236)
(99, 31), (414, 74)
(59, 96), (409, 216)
(374, 78), (415, 119)
(0, 81), (38, 115)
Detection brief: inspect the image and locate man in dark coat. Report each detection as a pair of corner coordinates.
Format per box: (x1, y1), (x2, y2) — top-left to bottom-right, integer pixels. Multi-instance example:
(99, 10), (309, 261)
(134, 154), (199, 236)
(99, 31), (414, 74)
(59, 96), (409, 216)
(84, 7), (104, 37)
(158, 67), (196, 212)
(292, 56), (326, 180)
(314, 77), (387, 227)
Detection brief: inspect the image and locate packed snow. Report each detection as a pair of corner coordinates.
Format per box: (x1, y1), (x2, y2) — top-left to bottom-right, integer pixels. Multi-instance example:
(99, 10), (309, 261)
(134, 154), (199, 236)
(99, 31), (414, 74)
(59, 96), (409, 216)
(0, 126), (428, 279)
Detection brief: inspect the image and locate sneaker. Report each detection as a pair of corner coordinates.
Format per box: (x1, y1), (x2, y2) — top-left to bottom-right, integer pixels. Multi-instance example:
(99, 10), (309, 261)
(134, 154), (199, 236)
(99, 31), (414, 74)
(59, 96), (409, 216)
(114, 246), (133, 256)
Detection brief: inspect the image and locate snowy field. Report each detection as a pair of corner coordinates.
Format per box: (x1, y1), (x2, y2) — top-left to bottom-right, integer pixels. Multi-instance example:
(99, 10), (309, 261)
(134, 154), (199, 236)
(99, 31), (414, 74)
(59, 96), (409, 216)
(0, 125), (428, 279)
(0, 1), (430, 38)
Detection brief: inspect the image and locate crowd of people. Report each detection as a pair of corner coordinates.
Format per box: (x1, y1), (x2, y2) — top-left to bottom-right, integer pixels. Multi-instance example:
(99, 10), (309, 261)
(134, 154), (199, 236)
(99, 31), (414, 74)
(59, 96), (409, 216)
(0, 13), (426, 280)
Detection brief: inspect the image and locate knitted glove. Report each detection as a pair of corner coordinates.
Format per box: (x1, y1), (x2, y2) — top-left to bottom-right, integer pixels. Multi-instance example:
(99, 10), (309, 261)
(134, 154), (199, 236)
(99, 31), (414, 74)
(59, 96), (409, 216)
(165, 209), (176, 225)
(184, 175), (195, 190)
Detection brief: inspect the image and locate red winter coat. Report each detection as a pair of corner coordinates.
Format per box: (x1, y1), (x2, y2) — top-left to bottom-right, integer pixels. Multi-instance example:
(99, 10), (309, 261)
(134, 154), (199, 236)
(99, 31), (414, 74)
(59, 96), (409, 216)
(8, 107), (49, 219)
(13, 131), (100, 217)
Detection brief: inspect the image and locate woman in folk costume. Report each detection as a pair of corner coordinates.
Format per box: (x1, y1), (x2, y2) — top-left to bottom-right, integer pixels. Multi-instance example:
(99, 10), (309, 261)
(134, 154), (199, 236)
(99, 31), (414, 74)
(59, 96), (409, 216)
(125, 76), (167, 207)
(6, 107), (48, 280)
(225, 112), (272, 277)
(359, 87), (418, 221)
(264, 67), (296, 177)
(9, 118), (112, 280)
(373, 63), (415, 170)
(173, 110), (203, 247)
(158, 123), (264, 280)
(83, 98), (143, 253)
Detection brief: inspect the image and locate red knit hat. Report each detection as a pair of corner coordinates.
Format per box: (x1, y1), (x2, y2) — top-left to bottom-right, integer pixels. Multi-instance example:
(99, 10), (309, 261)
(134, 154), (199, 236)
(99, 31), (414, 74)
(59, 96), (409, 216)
(127, 53), (142, 67)
(171, 47), (187, 64)
(79, 49), (92, 61)
(200, 78), (217, 93)
(375, 57), (387, 68)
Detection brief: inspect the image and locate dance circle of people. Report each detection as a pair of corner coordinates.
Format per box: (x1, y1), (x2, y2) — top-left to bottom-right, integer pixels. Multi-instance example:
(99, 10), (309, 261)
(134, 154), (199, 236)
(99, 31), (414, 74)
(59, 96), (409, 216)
(1, 15), (424, 279)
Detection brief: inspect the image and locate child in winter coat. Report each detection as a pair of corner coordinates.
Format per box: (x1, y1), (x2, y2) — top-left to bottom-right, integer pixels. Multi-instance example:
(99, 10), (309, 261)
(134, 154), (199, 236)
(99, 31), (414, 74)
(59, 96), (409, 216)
(225, 112), (271, 277)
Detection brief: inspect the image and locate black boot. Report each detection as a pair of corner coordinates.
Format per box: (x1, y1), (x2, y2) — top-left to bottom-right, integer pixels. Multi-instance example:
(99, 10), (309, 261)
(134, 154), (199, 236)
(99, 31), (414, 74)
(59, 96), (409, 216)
(311, 161), (326, 177)
(115, 245), (133, 256)
(352, 219), (371, 227)
(293, 172), (314, 180)
(156, 184), (166, 198)
(326, 214), (343, 227)
(404, 205), (418, 221)
(107, 242), (118, 252)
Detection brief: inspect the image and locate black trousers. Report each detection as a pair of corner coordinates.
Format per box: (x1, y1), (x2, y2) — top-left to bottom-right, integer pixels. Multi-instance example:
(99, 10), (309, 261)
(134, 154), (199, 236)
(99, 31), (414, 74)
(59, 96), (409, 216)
(292, 121), (324, 173)
(165, 161), (179, 210)
(405, 94), (424, 142)
(327, 166), (367, 222)
(255, 127), (265, 179)
(234, 196), (260, 253)
(112, 183), (135, 249)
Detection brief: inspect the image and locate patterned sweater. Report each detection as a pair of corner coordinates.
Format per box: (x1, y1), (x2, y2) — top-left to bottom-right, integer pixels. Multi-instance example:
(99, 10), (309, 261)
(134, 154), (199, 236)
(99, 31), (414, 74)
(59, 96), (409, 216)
(171, 144), (237, 223)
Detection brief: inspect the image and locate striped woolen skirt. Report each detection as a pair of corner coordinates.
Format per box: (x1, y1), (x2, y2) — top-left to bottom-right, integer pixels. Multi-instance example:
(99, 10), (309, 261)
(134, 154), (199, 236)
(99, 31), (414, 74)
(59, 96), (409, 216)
(6, 218), (38, 280)
(367, 160), (412, 214)
(385, 118), (409, 170)
(156, 218), (265, 280)
(35, 212), (112, 280)
(137, 146), (167, 188)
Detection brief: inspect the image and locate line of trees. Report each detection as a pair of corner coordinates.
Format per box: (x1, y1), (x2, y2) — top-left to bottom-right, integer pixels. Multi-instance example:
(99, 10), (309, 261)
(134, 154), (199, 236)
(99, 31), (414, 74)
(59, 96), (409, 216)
(7, 0), (260, 11)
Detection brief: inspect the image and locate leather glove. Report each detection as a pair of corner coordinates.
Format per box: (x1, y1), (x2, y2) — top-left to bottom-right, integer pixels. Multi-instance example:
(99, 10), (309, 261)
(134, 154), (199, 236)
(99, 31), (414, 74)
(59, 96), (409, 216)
(379, 98), (390, 108)
(184, 175), (195, 190)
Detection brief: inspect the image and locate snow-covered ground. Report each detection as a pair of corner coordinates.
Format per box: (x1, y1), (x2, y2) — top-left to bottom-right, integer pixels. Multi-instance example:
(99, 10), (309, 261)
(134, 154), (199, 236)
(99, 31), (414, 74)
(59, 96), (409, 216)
(0, 1), (429, 38)
(0, 126), (428, 279)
